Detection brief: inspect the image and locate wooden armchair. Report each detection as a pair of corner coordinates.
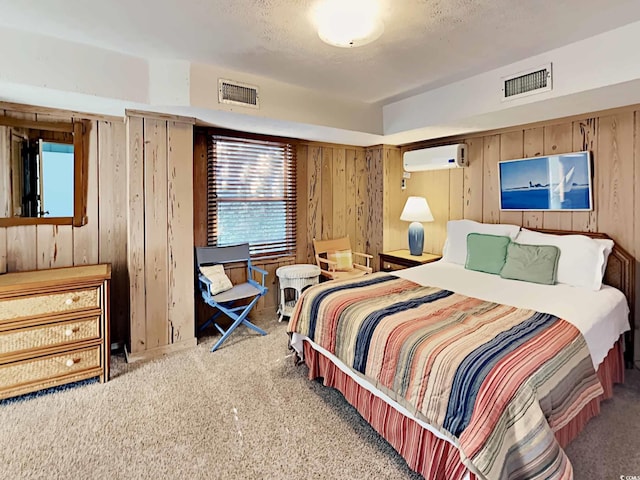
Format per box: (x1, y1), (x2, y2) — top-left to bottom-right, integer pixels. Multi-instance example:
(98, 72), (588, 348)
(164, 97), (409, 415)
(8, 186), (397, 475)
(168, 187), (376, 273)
(313, 236), (373, 281)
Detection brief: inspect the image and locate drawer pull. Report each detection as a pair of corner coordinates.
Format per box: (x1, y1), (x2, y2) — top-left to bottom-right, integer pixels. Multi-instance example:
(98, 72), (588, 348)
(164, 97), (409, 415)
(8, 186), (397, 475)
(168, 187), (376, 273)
(65, 298), (73, 305)
(64, 328), (80, 337)
(65, 358), (79, 367)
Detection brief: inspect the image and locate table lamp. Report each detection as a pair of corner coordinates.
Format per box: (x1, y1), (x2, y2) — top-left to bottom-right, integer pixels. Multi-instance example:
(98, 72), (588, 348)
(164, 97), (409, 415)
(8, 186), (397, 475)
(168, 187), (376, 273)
(400, 196), (434, 256)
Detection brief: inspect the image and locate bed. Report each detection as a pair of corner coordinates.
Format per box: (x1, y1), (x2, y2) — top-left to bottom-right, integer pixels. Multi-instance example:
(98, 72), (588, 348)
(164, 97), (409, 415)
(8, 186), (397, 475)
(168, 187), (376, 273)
(287, 225), (635, 480)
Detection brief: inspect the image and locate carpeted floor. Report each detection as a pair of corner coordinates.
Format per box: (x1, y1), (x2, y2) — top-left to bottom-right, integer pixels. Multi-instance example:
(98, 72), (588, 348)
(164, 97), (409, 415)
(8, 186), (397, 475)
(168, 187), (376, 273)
(1, 313), (639, 480)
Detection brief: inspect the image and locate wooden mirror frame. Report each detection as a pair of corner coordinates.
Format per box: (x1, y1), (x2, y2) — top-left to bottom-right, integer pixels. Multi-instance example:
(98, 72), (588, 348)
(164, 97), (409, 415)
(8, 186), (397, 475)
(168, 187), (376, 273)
(0, 116), (89, 227)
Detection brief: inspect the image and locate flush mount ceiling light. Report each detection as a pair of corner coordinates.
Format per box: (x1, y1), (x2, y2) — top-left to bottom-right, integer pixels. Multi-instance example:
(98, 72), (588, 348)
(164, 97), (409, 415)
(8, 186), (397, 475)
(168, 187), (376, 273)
(315, 0), (384, 48)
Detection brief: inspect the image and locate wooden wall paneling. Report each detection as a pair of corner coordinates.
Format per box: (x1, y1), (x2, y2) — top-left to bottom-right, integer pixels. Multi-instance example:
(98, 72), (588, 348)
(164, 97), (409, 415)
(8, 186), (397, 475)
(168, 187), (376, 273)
(167, 121), (195, 344)
(73, 120), (99, 265)
(97, 120), (128, 346)
(542, 124), (573, 230)
(572, 118), (598, 232)
(383, 146), (404, 252)
(36, 225), (73, 269)
(0, 228), (5, 273)
(126, 116), (146, 354)
(482, 135), (501, 224)
(423, 170), (450, 254)
(295, 144), (309, 264)
(597, 112), (635, 251)
(321, 147), (333, 238)
(366, 147), (384, 266)
(6, 226), (37, 271)
(449, 168), (464, 221)
(193, 130), (215, 331)
(5, 111), (37, 271)
(0, 126), (8, 272)
(522, 128), (545, 228)
(143, 118), (169, 349)
(498, 130), (524, 225)
(355, 149), (369, 256)
(345, 149), (358, 253)
(193, 131), (209, 247)
(307, 146), (322, 258)
(332, 148), (347, 238)
(0, 126), (10, 217)
(634, 111), (640, 360)
(463, 137), (484, 221)
(256, 258), (292, 312)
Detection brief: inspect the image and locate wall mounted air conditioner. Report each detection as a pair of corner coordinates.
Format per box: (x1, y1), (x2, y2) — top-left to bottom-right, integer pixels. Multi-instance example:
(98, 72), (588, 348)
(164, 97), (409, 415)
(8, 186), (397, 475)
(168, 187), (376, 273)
(403, 144), (467, 172)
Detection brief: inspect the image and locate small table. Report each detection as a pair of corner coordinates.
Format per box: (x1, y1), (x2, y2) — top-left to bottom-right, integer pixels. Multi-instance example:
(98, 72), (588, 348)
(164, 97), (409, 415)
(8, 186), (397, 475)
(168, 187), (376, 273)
(379, 250), (442, 272)
(276, 264), (321, 322)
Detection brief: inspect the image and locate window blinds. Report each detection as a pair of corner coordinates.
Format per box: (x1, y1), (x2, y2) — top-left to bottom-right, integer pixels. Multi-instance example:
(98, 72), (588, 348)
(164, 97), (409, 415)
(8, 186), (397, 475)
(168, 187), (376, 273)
(207, 135), (297, 257)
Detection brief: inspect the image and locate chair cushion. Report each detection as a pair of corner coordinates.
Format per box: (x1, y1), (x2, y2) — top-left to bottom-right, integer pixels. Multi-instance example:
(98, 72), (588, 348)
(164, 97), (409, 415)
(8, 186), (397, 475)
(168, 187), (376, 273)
(327, 249), (353, 271)
(200, 264), (233, 295)
(211, 282), (262, 302)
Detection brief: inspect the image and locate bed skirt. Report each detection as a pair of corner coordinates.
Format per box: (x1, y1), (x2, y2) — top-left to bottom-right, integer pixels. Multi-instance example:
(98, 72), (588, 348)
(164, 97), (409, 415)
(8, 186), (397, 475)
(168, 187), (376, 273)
(302, 337), (624, 480)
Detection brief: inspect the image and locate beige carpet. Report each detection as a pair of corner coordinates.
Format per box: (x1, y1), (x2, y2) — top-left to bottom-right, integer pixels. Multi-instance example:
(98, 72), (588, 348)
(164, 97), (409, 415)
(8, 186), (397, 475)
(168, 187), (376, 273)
(1, 313), (639, 480)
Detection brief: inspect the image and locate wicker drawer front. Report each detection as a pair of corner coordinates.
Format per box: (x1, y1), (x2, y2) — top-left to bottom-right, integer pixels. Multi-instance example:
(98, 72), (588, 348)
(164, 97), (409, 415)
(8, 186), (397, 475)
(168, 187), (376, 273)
(0, 288), (100, 321)
(0, 318), (100, 356)
(0, 347), (101, 390)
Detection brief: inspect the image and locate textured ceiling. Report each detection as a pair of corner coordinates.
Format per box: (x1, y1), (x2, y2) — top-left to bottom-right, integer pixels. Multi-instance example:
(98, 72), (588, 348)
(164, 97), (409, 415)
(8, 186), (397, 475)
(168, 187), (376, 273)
(1, 0), (639, 103)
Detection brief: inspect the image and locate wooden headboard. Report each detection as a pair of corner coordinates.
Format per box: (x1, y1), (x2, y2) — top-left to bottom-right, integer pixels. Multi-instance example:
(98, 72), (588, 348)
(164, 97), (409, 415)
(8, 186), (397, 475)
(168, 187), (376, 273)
(534, 229), (636, 367)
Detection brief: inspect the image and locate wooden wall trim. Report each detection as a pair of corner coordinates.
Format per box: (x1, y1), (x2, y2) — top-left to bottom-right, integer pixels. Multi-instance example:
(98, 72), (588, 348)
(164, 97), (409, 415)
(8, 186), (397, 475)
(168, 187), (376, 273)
(0, 101), (123, 123)
(126, 109), (196, 124)
(0, 115), (74, 133)
(300, 140), (367, 150)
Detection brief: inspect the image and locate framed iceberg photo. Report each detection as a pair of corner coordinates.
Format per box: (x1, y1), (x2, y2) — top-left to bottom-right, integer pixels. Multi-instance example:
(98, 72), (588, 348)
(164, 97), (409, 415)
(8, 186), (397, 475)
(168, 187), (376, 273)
(499, 151), (593, 211)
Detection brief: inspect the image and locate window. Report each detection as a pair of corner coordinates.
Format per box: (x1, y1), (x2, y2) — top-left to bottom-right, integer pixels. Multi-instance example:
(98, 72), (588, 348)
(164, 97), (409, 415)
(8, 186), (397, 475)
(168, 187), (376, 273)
(40, 142), (75, 217)
(207, 135), (297, 257)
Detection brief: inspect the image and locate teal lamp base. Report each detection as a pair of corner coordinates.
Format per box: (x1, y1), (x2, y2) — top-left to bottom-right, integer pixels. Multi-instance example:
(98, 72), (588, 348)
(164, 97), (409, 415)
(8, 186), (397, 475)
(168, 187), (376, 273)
(407, 221), (424, 256)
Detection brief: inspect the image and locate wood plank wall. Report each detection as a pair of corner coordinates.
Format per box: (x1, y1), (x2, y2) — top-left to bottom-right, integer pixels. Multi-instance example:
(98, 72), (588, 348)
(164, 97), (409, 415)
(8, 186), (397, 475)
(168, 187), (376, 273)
(0, 104), (129, 346)
(296, 143), (384, 269)
(126, 113), (196, 360)
(389, 107), (639, 358)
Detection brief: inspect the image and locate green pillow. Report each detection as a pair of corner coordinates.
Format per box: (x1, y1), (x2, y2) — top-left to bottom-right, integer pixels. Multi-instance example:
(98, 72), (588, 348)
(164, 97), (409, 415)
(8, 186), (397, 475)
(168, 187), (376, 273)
(465, 233), (511, 275)
(500, 242), (560, 285)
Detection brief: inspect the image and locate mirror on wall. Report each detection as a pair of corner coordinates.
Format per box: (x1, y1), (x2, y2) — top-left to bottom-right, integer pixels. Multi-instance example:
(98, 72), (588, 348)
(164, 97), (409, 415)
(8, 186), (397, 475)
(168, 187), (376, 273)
(0, 116), (89, 227)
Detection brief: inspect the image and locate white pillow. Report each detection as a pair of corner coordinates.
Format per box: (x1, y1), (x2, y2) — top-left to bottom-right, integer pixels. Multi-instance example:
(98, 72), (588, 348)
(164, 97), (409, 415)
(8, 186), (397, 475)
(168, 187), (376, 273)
(515, 229), (614, 291)
(200, 264), (233, 295)
(442, 220), (521, 265)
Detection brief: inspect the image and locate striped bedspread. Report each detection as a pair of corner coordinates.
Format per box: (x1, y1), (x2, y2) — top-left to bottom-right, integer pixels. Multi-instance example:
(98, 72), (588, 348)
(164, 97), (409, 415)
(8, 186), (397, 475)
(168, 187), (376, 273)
(287, 273), (604, 480)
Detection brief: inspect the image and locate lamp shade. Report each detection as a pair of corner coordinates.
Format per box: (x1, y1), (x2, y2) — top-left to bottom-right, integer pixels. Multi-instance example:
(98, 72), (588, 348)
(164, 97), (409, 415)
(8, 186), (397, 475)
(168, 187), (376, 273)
(400, 196), (434, 223)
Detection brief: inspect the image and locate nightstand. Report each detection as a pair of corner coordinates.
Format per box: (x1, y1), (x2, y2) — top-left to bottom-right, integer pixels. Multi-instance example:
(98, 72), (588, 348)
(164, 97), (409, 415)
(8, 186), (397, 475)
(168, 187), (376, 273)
(379, 249), (442, 272)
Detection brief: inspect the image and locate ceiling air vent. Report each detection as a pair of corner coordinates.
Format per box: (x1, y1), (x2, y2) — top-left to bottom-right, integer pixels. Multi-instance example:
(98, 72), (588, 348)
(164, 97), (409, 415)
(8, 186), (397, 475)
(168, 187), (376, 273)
(501, 63), (552, 101)
(218, 79), (259, 109)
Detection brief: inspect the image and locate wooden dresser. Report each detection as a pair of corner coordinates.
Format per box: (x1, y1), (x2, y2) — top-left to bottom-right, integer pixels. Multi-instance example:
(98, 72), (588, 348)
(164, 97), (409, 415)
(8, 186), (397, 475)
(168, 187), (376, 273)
(0, 264), (111, 400)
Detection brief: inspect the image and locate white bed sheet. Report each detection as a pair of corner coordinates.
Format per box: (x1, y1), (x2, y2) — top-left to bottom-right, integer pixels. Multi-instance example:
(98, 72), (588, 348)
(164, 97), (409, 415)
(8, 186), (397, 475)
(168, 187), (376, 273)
(394, 260), (630, 368)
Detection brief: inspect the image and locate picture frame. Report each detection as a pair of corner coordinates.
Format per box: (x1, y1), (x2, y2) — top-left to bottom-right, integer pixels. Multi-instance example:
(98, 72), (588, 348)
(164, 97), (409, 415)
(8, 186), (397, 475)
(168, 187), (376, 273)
(498, 151), (593, 211)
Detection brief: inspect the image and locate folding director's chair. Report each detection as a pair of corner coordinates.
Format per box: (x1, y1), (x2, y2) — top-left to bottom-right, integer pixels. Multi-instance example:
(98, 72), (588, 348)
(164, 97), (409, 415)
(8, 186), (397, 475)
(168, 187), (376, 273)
(196, 244), (268, 352)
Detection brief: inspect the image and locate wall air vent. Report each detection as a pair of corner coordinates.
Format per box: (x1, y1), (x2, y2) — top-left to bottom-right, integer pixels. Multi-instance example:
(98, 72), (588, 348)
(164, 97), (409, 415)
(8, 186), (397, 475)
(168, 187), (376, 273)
(218, 79), (260, 109)
(501, 63), (552, 101)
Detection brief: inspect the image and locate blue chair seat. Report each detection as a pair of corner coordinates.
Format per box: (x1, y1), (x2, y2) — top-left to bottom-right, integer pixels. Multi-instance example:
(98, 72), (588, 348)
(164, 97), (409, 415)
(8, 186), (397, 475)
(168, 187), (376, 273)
(210, 282), (262, 303)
